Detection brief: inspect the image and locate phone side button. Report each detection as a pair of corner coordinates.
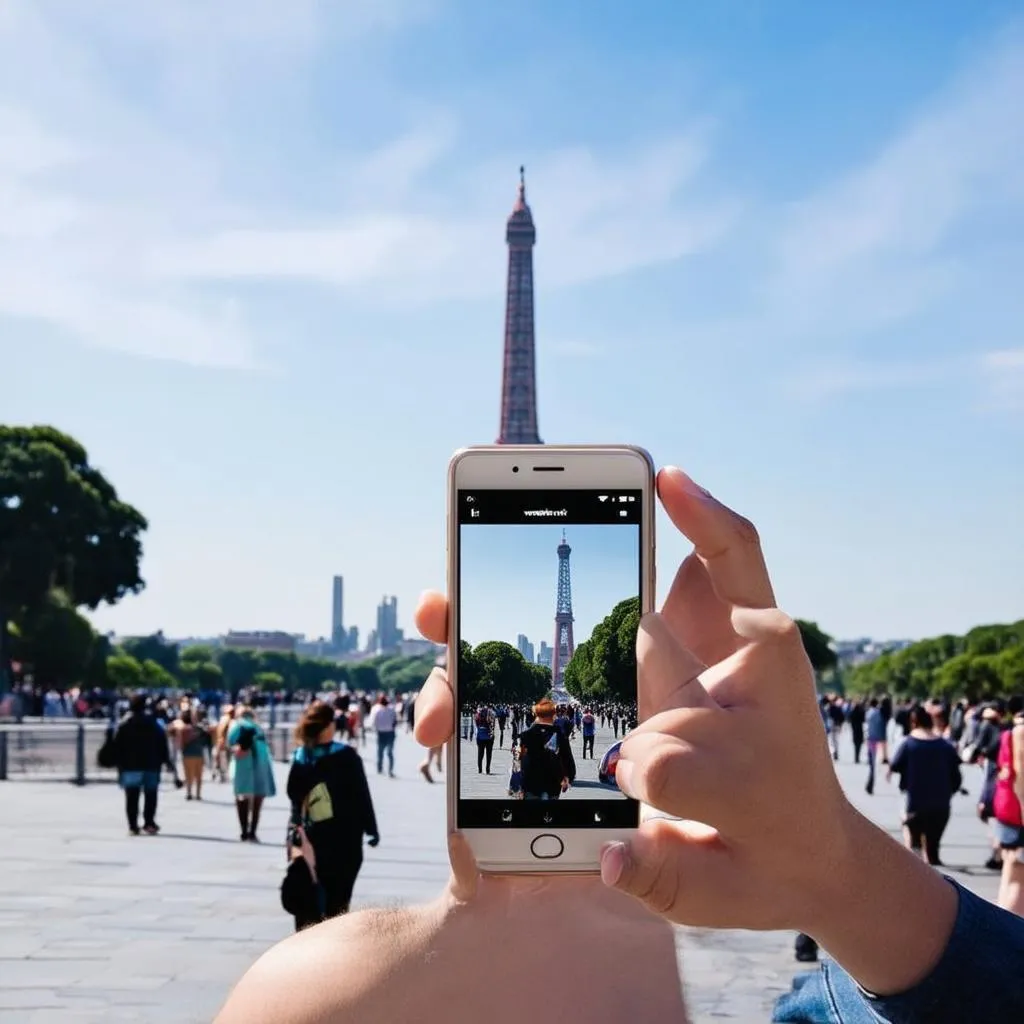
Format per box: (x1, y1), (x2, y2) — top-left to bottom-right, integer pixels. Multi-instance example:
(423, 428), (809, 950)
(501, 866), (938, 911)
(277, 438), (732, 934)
(529, 834), (565, 859)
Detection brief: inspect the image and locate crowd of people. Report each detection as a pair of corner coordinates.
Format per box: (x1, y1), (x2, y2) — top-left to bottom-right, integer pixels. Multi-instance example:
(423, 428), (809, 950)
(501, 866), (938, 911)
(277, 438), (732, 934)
(460, 698), (638, 799)
(817, 691), (1024, 904)
(101, 687), (419, 931)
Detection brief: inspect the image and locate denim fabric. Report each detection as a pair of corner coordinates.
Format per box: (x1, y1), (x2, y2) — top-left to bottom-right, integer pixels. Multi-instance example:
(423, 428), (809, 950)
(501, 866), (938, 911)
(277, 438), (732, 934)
(772, 879), (1024, 1023)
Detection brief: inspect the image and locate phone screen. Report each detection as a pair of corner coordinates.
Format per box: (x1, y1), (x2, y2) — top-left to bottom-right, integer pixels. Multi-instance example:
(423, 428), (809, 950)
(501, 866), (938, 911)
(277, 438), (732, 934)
(456, 488), (642, 830)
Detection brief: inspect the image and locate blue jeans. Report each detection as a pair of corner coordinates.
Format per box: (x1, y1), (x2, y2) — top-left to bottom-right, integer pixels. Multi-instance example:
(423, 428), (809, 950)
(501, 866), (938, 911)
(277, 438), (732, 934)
(376, 732), (395, 774)
(772, 880), (1024, 1022)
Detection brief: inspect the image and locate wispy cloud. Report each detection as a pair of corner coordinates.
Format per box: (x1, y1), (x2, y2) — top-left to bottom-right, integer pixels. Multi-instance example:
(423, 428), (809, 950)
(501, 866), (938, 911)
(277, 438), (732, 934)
(0, 0), (440, 368)
(0, 0), (738, 367)
(763, 26), (1024, 341)
(155, 129), (737, 302)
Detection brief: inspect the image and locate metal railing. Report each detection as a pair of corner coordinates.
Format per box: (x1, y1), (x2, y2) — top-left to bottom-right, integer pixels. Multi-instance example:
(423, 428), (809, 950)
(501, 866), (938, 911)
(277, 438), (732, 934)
(0, 722), (303, 783)
(0, 723), (116, 784)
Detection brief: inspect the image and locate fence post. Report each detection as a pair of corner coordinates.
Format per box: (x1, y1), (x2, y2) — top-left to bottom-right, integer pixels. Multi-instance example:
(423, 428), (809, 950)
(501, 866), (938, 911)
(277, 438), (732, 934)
(0, 731), (7, 781)
(74, 723), (86, 785)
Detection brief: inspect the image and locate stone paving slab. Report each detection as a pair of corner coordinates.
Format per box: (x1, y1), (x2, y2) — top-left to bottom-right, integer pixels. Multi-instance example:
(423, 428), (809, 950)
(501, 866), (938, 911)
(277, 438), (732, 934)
(0, 729), (1003, 1022)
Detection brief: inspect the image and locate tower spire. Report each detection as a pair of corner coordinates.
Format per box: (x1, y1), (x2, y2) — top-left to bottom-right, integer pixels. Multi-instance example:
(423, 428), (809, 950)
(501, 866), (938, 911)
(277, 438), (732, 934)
(497, 165), (541, 445)
(551, 531), (575, 688)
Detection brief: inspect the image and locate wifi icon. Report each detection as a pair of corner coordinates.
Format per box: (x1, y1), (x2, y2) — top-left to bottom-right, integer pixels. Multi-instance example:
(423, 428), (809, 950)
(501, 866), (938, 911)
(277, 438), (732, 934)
(598, 495), (608, 502)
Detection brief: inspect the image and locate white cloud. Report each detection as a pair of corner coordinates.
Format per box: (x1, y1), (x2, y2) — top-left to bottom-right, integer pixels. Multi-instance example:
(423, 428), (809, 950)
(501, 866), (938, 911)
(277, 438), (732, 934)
(764, 28), (1024, 338)
(154, 127), (737, 303)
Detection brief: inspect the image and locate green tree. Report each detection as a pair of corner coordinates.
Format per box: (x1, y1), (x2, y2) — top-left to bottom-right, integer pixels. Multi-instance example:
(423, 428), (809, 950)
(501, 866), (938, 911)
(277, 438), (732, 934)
(349, 663), (381, 694)
(252, 671), (283, 692)
(562, 597), (639, 703)
(796, 621), (837, 674)
(472, 640), (549, 706)
(122, 632), (179, 675)
(106, 653), (144, 692)
(195, 662), (224, 691)
(0, 426), (147, 692)
(457, 642), (486, 705)
(11, 589), (96, 688)
(995, 645), (1024, 693)
(218, 648), (260, 695)
(141, 658), (178, 692)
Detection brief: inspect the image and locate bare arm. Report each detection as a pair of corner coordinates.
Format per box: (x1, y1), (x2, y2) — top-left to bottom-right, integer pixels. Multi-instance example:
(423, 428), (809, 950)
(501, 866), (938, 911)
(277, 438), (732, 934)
(216, 876), (688, 1024)
(1013, 723), (1024, 808)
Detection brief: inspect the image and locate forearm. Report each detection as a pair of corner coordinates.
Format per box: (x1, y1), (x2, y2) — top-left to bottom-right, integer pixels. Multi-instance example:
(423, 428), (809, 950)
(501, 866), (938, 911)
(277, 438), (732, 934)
(804, 803), (957, 996)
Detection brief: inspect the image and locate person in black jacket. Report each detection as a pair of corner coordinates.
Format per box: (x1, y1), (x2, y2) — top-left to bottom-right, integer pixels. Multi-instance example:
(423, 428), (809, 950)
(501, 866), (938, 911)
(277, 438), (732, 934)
(112, 693), (173, 835)
(286, 700), (379, 930)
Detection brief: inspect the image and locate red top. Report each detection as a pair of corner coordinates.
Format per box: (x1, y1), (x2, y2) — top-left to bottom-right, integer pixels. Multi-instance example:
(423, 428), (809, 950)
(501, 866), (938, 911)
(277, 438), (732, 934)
(993, 727), (1023, 827)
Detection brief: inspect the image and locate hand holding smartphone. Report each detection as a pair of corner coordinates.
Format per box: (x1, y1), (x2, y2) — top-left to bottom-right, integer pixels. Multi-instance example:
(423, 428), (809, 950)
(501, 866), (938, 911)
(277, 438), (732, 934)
(447, 445), (655, 873)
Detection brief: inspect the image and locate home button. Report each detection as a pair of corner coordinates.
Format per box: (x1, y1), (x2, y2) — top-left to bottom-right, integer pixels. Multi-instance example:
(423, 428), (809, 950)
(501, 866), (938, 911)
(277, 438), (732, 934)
(530, 834), (564, 859)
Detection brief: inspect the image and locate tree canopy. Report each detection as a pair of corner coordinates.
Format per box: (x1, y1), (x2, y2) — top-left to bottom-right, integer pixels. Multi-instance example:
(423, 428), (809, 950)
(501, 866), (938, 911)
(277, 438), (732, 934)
(1, 426), (147, 692)
(458, 640), (551, 707)
(562, 597), (639, 703)
(846, 621), (1024, 701)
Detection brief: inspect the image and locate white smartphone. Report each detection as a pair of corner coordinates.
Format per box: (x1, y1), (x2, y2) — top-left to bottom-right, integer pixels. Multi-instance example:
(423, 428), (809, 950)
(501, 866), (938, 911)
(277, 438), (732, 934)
(446, 444), (656, 873)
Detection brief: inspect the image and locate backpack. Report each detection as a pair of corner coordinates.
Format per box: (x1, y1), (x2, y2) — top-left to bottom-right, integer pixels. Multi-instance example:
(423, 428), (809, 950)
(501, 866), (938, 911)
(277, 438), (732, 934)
(236, 723), (256, 752)
(97, 726), (117, 769)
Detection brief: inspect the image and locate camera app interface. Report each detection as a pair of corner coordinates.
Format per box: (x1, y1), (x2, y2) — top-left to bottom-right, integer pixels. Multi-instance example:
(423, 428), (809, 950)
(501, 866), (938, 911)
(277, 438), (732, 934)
(457, 489), (641, 829)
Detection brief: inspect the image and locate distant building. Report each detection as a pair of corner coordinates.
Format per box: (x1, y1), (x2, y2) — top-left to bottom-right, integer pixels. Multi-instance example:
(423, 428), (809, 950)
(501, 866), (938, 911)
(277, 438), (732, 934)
(536, 641), (552, 669)
(517, 633), (535, 663)
(331, 576), (345, 647)
(399, 638), (441, 658)
(375, 596), (403, 656)
(222, 631), (296, 653)
(834, 637), (915, 669)
(168, 636), (222, 650)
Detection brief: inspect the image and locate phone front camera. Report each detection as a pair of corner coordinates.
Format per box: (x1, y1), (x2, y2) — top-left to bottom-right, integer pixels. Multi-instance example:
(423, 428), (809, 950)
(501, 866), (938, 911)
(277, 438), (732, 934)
(512, 465), (519, 473)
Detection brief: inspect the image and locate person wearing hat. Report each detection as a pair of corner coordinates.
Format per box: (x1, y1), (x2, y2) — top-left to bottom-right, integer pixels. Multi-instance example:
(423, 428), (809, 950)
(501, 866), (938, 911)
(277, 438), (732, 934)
(516, 697), (572, 800)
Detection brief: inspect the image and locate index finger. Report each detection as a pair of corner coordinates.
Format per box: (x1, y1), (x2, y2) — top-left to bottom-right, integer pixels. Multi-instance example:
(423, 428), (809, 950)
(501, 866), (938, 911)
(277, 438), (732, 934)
(657, 467), (775, 611)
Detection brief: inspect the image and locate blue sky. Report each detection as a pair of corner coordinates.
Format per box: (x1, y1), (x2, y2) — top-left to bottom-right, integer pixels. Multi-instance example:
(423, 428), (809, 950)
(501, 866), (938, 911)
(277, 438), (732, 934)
(459, 524), (639, 652)
(1, 1), (1022, 644)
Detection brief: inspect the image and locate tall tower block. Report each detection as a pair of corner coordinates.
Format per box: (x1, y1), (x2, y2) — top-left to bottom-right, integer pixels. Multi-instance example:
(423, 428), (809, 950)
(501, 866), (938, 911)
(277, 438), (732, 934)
(497, 167), (542, 445)
(551, 530), (576, 687)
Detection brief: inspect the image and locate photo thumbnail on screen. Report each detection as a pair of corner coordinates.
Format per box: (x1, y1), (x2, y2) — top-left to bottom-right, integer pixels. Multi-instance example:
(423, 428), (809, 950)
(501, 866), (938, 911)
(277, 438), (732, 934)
(457, 489), (641, 803)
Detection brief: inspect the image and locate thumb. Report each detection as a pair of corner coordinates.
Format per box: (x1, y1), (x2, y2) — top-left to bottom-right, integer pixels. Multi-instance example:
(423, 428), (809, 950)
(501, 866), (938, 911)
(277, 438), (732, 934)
(600, 818), (724, 923)
(446, 831), (479, 903)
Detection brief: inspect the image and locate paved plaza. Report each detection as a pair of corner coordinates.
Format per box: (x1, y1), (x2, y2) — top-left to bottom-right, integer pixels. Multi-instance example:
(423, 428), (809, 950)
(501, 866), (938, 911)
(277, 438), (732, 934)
(458, 720), (623, 799)
(0, 728), (1004, 1023)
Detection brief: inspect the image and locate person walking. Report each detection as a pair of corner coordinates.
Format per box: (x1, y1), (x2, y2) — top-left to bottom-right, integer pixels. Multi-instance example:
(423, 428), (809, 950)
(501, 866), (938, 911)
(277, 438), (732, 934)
(112, 694), (172, 835)
(848, 699), (865, 764)
(581, 707), (596, 759)
(171, 708), (208, 800)
(865, 697), (887, 795)
(228, 706), (277, 842)
(371, 695), (397, 777)
(887, 705), (962, 867)
(474, 705), (495, 774)
(994, 695), (1024, 915)
(286, 701), (379, 929)
(517, 699), (572, 800)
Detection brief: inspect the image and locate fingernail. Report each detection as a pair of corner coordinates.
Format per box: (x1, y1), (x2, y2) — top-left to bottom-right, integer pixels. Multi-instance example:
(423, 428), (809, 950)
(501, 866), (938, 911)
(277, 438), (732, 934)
(615, 759), (636, 798)
(665, 466), (713, 501)
(601, 842), (628, 887)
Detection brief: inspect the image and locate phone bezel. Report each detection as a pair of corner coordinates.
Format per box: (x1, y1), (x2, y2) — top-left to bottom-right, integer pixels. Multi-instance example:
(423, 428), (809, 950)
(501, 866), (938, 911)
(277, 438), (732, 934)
(446, 444), (656, 873)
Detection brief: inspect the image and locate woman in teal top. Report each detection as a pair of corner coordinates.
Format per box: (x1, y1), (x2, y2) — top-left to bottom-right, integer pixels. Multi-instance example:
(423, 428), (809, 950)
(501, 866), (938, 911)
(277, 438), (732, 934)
(228, 707), (277, 841)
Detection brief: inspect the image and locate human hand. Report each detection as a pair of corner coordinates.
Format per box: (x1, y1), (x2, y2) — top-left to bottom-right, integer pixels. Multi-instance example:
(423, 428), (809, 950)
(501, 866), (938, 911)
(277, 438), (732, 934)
(411, 594), (675, 924)
(367, 834), (380, 848)
(597, 466), (850, 934)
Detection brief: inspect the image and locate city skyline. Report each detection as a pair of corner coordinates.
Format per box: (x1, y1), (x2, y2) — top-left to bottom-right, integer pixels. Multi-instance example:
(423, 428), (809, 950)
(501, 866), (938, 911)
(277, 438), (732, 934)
(459, 524), (640, 656)
(2, 2), (1022, 643)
